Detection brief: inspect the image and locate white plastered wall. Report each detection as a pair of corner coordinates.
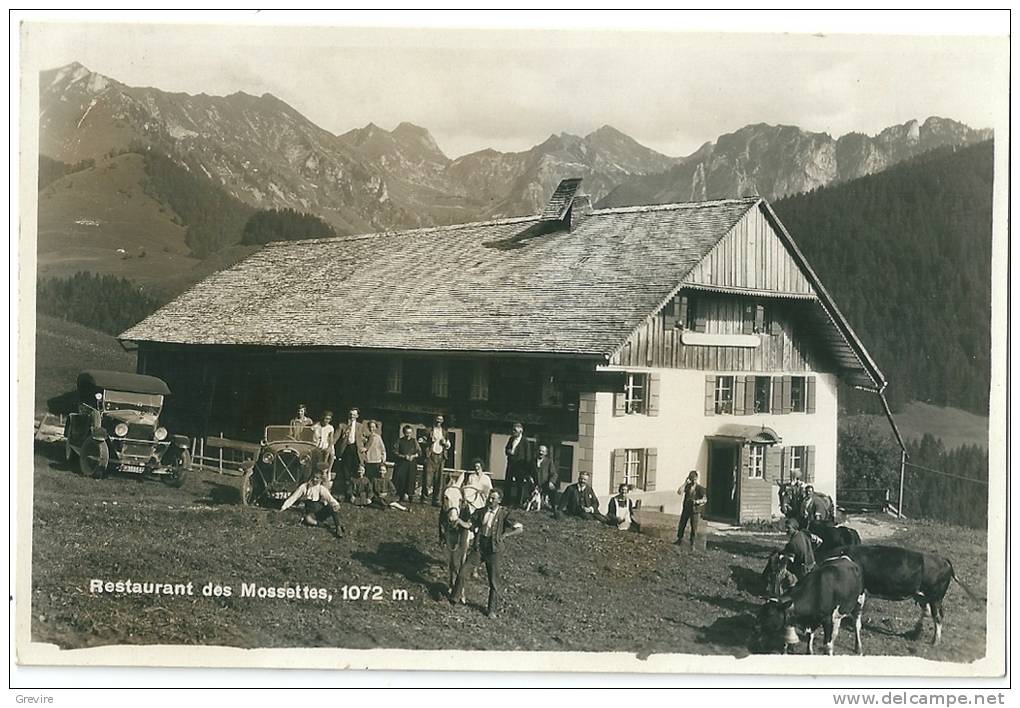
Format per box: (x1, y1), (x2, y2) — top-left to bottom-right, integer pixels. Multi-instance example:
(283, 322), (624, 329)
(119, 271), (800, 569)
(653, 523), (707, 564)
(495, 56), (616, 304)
(586, 367), (839, 517)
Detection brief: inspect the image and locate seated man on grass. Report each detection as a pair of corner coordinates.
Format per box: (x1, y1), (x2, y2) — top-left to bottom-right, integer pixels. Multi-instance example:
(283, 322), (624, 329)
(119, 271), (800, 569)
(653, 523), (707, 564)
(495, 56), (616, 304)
(559, 472), (604, 521)
(279, 466), (344, 539)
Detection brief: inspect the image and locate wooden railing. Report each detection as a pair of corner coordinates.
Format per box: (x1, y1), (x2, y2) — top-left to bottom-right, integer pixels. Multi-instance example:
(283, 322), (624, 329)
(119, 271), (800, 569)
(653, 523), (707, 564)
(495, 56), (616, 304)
(839, 487), (898, 515)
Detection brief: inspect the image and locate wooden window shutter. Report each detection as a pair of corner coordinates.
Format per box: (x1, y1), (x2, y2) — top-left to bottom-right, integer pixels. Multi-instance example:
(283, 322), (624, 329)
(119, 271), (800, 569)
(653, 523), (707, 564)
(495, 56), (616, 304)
(783, 446), (792, 483)
(733, 377), (746, 415)
(678, 296), (689, 329)
(704, 375), (716, 416)
(610, 449), (624, 488)
(613, 391), (626, 417)
(663, 297), (680, 328)
(644, 448), (657, 491)
(806, 445), (816, 483)
(744, 375), (756, 413)
(782, 375), (792, 415)
(771, 376), (783, 414)
(646, 373), (661, 417)
(694, 297), (707, 333)
(739, 443), (750, 480)
(742, 303), (754, 334)
(806, 376), (817, 414)
(755, 304), (765, 333)
(764, 445), (780, 482)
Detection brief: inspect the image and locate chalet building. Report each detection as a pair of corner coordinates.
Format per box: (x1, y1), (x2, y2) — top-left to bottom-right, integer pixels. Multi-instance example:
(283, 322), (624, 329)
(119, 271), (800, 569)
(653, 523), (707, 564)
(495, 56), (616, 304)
(120, 179), (885, 522)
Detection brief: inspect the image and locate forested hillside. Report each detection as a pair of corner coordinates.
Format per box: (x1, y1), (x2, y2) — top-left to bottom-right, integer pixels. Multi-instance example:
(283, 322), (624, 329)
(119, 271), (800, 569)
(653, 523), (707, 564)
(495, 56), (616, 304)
(138, 149), (256, 258)
(37, 272), (163, 335)
(773, 141), (993, 415)
(241, 208), (335, 245)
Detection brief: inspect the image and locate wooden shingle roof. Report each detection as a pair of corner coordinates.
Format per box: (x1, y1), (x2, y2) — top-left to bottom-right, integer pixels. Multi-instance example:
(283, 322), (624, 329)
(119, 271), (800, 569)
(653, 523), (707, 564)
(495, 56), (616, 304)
(120, 198), (761, 357)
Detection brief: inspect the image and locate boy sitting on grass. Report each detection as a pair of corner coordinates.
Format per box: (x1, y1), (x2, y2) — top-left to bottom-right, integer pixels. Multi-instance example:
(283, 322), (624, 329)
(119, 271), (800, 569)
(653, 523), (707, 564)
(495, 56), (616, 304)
(348, 464), (374, 507)
(371, 464), (409, 511)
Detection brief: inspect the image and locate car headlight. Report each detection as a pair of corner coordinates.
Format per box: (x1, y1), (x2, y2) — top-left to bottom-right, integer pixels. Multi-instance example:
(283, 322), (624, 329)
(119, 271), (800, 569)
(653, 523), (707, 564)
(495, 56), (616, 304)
(154, 427), (168, 441)
(114, 423), (129, 437)
(262, 452), (275, 464)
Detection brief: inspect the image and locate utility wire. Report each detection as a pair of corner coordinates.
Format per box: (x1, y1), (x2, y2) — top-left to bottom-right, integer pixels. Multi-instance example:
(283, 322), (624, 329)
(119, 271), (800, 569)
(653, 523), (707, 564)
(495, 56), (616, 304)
(903, 461), (988, 486)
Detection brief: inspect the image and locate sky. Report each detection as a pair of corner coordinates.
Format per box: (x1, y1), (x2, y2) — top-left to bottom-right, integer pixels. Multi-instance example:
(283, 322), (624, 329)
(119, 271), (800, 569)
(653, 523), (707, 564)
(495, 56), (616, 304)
(19, 12), (1009, 160)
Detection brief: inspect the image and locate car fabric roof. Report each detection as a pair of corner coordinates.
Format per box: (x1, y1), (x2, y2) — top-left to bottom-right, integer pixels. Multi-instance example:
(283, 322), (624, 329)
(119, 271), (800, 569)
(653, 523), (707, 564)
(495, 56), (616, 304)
(77, 370), (171, 395)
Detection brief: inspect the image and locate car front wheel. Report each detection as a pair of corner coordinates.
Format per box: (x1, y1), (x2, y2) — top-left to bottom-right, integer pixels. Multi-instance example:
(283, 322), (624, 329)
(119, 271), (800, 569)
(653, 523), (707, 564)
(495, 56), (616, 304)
(164, 449), (191, 488)
(80, 438), (109, 479)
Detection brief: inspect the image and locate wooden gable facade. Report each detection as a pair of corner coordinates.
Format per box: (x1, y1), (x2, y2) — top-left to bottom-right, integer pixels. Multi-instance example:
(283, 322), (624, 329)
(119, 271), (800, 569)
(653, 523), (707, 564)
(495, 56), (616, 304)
(610, 201), (837, 376)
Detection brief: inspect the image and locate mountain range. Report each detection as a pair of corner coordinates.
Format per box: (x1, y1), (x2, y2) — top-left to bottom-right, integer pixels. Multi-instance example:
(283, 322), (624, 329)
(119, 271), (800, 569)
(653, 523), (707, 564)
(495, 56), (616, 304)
(37, 61), (991, 283)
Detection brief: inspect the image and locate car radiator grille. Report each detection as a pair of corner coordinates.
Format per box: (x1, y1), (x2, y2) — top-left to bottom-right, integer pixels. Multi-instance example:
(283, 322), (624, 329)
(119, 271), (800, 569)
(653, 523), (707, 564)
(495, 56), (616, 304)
(119, 442), (155, 461)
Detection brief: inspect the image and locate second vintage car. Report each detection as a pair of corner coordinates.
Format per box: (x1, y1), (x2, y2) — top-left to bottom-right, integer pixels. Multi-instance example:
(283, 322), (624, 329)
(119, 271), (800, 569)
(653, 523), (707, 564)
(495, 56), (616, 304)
(240, 424), (328, 506)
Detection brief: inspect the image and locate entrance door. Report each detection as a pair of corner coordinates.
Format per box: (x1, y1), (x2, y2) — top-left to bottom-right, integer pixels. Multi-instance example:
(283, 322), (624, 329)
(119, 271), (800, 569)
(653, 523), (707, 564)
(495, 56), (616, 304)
(706, 441), (739, 522)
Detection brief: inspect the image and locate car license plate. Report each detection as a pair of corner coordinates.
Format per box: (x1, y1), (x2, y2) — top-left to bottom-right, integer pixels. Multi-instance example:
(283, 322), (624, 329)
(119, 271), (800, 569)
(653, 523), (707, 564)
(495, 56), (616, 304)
(122, 464), (145, 473)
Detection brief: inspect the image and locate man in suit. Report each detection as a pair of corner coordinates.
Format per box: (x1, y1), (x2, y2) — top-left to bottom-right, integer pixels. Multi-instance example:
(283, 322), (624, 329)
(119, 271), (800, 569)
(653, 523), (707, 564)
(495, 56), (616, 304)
(418, 414), (451, 506)
(450, 490), (523, 618)
(560, 471), (604, 521)
(504, 422), (533, 507)
(333, 407), (366, 498)
(533, 444), (560, 518)
(676, 470), (707, 547)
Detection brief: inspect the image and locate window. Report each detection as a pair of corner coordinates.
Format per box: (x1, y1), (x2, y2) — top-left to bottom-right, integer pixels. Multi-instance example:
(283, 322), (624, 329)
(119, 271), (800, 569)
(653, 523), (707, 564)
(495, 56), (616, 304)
(714, 375), (734, 414)
(541, 367), (563, 407)
(685, 294), (705, 332)
(431, 361), (449, 398)
(789, 446), (805, 481)
(470, 361), (489, 401)
(386, 358), (403, 394)
(624, 449), (644, 488)
(556, 443), (575, 484)
(749, 444), (766, 479)
(624, 373), (646, 414)
(754, 376), (771, 413)
(790, 376), (806, 412)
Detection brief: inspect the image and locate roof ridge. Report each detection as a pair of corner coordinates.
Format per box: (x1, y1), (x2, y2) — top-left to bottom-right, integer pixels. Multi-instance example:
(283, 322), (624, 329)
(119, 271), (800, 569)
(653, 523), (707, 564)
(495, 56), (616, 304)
(265, 214), (543, 247)
(266, 197), (762, 247)
(591, 196), (761, 216)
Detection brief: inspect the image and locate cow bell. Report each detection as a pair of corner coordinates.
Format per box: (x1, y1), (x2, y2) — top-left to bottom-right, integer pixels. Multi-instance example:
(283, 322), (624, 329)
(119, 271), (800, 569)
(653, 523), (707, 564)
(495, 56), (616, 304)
(783, 626), (800, 645)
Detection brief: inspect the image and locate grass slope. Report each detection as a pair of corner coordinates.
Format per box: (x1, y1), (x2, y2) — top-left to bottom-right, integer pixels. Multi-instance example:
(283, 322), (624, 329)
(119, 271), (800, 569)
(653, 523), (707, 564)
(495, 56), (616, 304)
(30, 455), (987, 661)
(33, 315), (135, 413)
(37, 152), (199, 284)
(847, 402), (989, 451)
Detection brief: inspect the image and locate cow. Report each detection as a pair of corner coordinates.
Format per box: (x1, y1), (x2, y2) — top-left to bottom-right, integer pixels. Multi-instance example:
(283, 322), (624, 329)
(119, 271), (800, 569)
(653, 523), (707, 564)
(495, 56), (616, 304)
(808, 519), (862, 555)
(818, 544), (982, 645)
(756, 555), (866, 655)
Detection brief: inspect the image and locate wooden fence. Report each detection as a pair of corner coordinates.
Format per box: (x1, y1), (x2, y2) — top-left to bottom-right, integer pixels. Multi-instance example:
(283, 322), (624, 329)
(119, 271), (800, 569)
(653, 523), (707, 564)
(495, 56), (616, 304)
(839, 487), (898, 515)
(191, 434), (475, 486)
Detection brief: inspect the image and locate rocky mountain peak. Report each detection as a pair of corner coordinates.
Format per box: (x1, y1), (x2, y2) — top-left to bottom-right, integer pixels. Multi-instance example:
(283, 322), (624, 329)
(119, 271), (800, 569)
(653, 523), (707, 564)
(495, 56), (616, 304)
(43, 61), (116, 95)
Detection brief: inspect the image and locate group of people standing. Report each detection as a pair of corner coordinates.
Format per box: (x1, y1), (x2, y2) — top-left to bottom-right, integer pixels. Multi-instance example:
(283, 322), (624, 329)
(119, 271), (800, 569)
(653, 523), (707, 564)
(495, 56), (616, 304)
(291, 405), (448, 505)
(280, 404), (713, 613)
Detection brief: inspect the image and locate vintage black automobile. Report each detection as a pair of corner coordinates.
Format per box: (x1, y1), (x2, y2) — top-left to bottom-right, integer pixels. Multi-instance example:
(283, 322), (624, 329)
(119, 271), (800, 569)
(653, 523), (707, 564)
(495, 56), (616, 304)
(240, 425), (328, 506)
(63, 370), (191, 486)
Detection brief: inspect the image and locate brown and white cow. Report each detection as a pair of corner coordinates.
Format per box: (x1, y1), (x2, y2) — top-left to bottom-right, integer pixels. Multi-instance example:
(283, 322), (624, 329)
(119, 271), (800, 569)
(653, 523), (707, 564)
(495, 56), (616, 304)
(756, 555), (866, 655)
